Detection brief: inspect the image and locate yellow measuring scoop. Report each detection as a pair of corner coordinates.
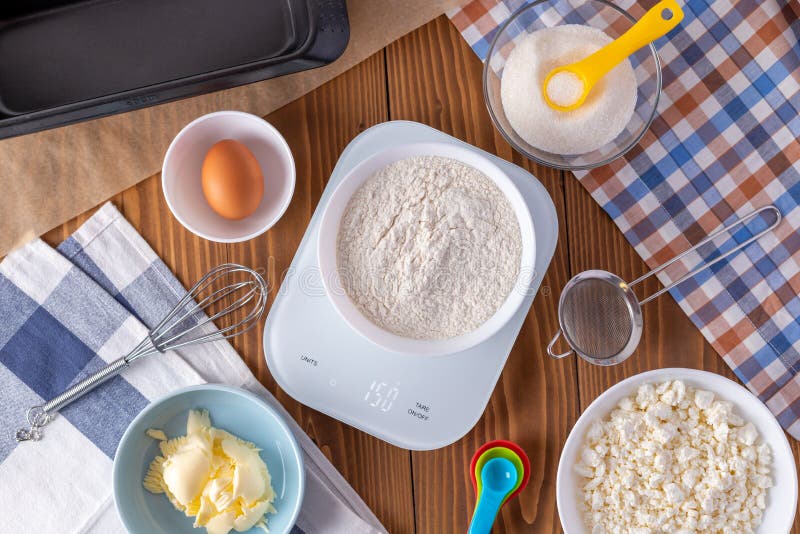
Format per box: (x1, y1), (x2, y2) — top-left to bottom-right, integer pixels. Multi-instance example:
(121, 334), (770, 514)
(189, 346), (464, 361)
(542, 0), (684, 112)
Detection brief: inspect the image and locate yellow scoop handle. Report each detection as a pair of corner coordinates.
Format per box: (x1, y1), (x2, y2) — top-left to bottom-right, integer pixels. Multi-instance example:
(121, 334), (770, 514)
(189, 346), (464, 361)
(543, 0), (684, 111)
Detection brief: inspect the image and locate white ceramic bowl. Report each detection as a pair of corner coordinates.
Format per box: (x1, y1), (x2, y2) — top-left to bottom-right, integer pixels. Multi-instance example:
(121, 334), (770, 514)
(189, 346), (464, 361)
(557, 368), (797, 533)
(162, 111), (295, 242)
(317, 142), (536, 356)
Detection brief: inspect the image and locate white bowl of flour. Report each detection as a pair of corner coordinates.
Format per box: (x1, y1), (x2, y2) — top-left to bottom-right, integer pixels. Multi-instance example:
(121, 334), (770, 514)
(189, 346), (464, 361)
(318, 143), (536, 356)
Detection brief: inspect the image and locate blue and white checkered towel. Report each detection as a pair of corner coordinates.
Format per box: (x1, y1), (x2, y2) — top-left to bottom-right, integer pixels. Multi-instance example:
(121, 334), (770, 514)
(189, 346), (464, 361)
(0, 202), (384, 534)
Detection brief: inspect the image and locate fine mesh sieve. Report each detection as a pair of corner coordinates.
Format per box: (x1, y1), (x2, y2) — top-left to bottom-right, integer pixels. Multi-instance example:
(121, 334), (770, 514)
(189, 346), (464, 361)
(547, 205), (781, 366)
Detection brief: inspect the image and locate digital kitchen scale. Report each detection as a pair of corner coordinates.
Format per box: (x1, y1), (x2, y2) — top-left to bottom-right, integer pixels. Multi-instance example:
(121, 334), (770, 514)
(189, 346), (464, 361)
(263, 121), (558, 450)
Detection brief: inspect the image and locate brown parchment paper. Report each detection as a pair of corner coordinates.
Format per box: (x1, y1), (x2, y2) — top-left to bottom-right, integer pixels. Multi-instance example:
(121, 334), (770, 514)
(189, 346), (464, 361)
(0, 0), (462, 256)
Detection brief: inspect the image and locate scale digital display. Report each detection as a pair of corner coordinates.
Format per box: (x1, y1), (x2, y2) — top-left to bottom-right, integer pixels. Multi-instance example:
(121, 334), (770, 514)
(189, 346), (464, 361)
(363, 380), (399, 412)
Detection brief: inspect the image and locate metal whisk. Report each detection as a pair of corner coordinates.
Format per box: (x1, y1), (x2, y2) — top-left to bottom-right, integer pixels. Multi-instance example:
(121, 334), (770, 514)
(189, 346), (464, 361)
(15, 263), (267, 442)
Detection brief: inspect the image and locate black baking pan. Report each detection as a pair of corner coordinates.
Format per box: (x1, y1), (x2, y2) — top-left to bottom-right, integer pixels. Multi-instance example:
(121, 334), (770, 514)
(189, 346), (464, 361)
(0, 0), (349, 139)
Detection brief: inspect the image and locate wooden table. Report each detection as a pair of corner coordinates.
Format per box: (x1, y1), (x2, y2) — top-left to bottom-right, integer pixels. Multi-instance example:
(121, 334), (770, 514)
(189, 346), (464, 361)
(41, 16), (800, 533)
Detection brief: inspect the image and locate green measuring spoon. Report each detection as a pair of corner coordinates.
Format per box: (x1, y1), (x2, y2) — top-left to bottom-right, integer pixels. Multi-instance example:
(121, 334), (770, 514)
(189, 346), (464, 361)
(474, 446), (524, 503)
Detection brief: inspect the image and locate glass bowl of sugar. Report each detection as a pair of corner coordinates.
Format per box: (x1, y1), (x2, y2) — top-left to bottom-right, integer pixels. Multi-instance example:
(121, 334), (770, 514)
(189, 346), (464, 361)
(483, 0), (662, 170)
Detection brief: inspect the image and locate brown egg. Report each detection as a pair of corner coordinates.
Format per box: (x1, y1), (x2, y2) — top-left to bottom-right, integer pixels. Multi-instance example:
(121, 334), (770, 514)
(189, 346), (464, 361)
(201, 139), (264, 220)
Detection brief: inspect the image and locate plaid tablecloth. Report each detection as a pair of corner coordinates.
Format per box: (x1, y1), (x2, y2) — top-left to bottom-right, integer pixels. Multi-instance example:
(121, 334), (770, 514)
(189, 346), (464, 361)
(449, 0), (800, 438)
(0, 203), (384, 533)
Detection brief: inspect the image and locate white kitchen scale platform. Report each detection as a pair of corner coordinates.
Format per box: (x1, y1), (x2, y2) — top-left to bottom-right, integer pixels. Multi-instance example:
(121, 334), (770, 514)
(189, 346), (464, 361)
(263, 121), (558, 450)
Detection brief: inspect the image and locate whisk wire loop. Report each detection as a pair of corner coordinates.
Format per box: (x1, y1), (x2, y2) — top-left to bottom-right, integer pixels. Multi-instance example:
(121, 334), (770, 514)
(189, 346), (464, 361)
(15, 263), (268, 442)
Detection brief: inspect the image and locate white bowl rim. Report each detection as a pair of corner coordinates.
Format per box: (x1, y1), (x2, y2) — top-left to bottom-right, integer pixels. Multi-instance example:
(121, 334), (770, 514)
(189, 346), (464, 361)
(112, 383), (306, 534)
(556, 368), (798, 533)
(161, 110), (296, 243)
(317, 141), (537, 357)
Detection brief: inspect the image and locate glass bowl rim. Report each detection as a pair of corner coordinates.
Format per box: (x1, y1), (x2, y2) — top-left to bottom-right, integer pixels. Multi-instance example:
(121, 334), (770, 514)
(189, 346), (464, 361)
(482, 0), (663, 171)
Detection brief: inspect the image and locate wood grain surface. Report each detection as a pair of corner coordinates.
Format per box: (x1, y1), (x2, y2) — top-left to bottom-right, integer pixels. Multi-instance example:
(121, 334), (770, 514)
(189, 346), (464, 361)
(36, 15), (799, 534)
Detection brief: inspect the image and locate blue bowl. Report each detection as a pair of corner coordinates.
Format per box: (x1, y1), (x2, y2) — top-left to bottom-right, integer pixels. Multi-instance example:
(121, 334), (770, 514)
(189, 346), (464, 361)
(113, 384), (304, 534)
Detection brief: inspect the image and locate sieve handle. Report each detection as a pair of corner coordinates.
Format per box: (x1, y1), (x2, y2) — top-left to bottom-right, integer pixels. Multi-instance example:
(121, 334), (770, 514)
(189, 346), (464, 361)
(547, 330), (574, 359)
(630, 205), (781, 305)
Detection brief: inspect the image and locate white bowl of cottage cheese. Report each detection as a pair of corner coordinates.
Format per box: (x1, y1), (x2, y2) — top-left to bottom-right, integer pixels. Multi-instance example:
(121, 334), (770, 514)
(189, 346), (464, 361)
(557, 368), (797, 534)
(317, 142), (536, 356)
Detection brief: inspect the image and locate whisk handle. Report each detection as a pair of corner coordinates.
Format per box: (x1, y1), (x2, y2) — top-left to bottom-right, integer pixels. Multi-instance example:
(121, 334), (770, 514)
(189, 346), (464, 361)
(15, 357), (129, 442)
(547, 330), (574, 359)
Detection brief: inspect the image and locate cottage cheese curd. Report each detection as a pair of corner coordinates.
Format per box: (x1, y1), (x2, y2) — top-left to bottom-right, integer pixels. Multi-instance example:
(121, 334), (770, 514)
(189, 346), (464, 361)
(575, 380), (772, 533)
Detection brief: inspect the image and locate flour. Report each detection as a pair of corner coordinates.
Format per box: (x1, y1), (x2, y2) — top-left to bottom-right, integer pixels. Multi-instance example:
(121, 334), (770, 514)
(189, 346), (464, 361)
(500, 24), (637, 155)
(336, 156), (522, 340)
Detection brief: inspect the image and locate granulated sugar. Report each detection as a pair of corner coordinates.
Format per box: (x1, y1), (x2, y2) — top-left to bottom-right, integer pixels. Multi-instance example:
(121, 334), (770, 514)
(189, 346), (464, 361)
(337, 156), (522, 340)
(500, 24), (637, 155)
(546, 71), (585, 108)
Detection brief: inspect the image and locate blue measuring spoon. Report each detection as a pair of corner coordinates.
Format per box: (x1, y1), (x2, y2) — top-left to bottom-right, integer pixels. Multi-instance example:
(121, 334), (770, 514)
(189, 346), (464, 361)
(468, 457), (518, 534)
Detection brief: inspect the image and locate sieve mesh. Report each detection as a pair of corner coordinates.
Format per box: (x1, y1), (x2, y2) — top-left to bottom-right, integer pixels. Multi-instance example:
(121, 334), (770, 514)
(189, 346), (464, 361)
(560, 277), (634, 360)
